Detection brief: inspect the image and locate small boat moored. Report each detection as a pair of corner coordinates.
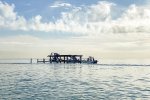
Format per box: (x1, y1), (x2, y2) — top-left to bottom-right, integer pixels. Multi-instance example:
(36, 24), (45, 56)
(82, 56), (98, 64)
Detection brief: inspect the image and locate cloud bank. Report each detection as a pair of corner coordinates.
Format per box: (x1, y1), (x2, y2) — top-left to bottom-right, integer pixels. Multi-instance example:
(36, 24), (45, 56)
(0, 1), (150, 36)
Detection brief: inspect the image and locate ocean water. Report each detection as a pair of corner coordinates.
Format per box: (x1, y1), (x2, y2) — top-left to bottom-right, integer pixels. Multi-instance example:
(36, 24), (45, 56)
(0, 64), (150, 100)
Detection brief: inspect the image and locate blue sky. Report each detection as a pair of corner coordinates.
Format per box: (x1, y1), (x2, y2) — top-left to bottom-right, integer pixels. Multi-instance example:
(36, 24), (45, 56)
(0, 0), (150, 59)
(1, 0), (145, 21)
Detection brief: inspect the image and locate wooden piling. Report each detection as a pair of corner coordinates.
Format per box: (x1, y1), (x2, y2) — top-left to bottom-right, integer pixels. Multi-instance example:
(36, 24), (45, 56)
(66, 56), (68, 63)
(80, 56), (82, 63)
(37, 59), (38, 63)
(30, 58), (32, 64)
(63, 56), (65, 63)
(43, 58), (45, 63)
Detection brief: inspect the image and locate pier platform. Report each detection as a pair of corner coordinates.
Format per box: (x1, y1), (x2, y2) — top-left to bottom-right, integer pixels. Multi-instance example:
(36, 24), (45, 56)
(37, 53), (98, 64)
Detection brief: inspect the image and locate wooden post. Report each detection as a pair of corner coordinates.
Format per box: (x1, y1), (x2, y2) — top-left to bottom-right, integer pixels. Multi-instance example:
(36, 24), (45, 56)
(64, 56), (65, 63)
(60, 56), (62, 63)
(49, 56), (52, 63)
(43, 58), (45, 63)
(66, 56), (68, 63)
(37, 59), (38, 63)
(73, 56), (75, 63)
(80, 56), (82, 63)
(59, 56), (61, 63)
(30, 58), (32, 64)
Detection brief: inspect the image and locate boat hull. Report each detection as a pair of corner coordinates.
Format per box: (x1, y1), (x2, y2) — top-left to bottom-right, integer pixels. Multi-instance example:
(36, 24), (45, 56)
(81, 60), (98, 64)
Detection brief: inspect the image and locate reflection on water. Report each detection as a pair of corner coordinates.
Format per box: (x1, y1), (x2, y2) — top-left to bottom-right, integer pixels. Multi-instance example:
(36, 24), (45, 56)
(0, 64), (150, 99)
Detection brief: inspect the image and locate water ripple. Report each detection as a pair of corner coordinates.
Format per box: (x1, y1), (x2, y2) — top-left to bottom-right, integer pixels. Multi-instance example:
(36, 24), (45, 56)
(0, 64), (150, 99)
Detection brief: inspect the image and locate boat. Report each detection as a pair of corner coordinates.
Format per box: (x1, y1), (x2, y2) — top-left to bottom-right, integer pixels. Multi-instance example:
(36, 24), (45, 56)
(82, 56), (98, 64)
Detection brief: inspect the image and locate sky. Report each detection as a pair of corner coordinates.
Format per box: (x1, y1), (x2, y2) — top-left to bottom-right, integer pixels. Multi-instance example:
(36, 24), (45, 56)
(0, 0), (150, 59)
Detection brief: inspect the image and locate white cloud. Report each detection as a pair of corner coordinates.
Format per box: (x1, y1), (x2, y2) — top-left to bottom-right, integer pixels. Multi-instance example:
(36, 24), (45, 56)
(0, 1), (27, 30)
(1, 1), (150, 35)
(0, 2), (16, 20)
(57, 1), (150, 34)
(49, 1), (72, 8)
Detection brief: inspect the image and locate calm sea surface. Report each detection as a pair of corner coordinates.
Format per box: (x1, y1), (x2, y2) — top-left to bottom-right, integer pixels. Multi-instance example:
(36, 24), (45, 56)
(0, 64), (150, 100)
